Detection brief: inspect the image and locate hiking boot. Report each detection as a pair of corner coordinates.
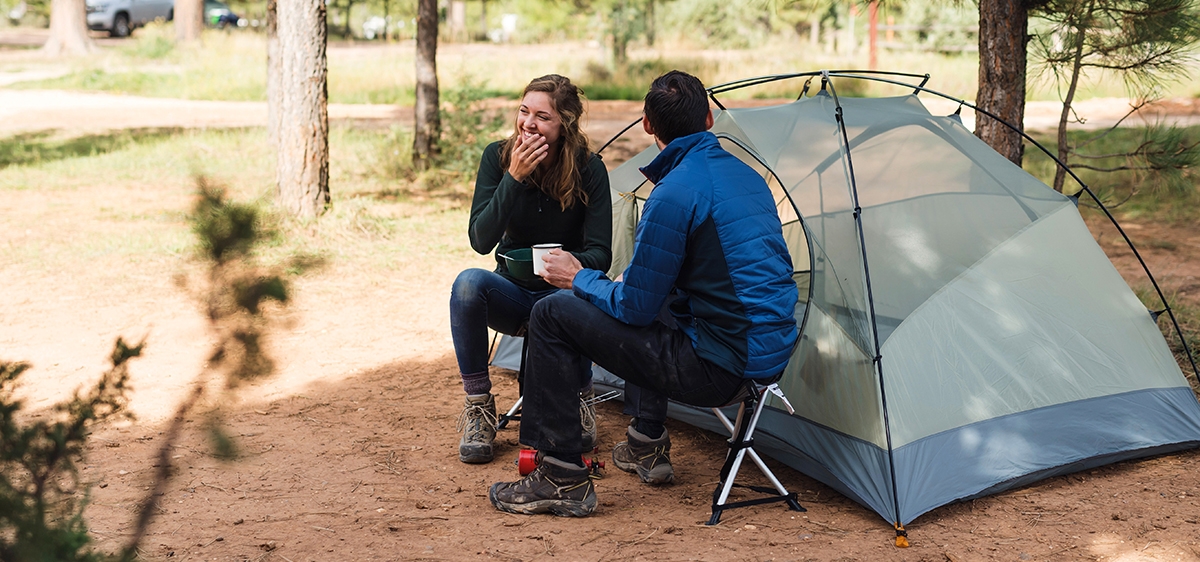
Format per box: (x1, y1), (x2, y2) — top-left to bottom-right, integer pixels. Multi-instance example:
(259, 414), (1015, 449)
(612, 424), (674, 485)
(457, 393), (497, 464)
(489, 456), (598, 517)
(580, 389), (598, 451)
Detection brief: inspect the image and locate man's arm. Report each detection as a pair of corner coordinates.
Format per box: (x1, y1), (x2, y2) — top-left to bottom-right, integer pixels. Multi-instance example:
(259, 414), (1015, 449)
(571, 185), (691, 326)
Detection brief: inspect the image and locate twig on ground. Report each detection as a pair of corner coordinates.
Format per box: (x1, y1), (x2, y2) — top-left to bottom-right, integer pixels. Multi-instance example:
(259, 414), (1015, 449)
(200, 481), (227, 492)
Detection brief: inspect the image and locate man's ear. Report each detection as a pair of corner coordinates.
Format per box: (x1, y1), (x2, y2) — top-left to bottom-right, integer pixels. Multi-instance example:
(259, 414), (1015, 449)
(642, 116), (654, 137)
(704, 109), (714, 131)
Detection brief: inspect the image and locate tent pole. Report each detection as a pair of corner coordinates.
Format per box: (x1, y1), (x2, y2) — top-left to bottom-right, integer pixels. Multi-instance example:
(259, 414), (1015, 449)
(822, 70), (907, 531)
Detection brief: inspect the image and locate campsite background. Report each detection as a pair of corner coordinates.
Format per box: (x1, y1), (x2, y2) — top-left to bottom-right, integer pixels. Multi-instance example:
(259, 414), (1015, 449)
(2, 0), (1200, 558)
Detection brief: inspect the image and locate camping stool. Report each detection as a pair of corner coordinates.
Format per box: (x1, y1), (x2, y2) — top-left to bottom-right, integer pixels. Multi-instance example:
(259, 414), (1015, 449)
(707, 379), (805, 525)
(496, 323), (531, 430)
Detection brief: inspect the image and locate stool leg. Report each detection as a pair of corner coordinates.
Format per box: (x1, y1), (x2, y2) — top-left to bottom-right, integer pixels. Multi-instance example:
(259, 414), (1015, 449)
(497, 396), (522, 430)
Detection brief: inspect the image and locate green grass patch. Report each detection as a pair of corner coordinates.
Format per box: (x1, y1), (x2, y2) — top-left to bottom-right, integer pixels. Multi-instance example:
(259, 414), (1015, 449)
(0, 124), (475, 276)
(1134, 285), (1200, 394)
(1024, 125), (1200, 223)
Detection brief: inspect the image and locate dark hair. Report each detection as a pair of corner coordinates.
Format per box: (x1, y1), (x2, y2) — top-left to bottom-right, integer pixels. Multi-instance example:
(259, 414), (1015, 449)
(643, 70), (709, 145)
(499, 74), (590, 210)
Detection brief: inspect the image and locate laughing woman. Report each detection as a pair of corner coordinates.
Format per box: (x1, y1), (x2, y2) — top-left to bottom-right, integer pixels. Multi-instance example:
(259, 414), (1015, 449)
(449, 74), (612, 464)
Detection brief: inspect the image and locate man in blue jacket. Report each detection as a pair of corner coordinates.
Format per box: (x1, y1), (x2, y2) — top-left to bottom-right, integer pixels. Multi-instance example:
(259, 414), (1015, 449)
(489, 71), (799, 517)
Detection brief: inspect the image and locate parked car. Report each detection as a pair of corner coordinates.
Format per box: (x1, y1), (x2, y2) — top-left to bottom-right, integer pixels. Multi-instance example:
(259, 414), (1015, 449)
(204, 0), (243, 28)
(85, 0), (174, 38)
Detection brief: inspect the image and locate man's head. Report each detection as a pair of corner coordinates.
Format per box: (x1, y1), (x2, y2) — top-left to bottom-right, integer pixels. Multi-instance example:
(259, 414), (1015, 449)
(642, 70), (712, 146)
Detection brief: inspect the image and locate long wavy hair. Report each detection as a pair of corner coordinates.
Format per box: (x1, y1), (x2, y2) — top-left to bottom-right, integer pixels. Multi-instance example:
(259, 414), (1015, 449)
(499, 74), (591, 211)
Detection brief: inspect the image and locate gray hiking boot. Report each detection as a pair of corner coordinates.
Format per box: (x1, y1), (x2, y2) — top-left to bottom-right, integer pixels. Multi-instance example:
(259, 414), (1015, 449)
(580, 389), (598, 451)
(457, 393), (497, 464)
(612, 423), (674, 485)
(489, 456), (598, 517)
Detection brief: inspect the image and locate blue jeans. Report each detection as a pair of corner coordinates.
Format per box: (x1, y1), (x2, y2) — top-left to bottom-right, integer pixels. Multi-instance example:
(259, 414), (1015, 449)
(449, 268), (590, 387)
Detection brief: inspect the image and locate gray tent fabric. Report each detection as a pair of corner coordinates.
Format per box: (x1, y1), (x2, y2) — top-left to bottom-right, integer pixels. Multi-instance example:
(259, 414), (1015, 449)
(489, 92), (1200, 525)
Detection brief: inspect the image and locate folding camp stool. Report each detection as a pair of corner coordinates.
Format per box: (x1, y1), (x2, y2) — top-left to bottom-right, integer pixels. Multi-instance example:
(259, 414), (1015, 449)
(707, 378), (805, 525)
(495, 323), (530, 430)
(492, 327), (617, 430)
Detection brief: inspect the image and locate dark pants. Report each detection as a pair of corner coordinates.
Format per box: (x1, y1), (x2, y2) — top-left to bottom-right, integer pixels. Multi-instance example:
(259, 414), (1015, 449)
(519, 291), (744, 455)
(449, 268), (591, 393)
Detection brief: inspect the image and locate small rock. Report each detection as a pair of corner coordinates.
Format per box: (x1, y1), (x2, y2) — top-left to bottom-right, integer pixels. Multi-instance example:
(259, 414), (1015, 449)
(233, 518), (244, 525)
(118, 470), (129, 475)
(744, 524), (757, 531)
(799, 533), (813, 540)
(1019, 553), (1031, 561)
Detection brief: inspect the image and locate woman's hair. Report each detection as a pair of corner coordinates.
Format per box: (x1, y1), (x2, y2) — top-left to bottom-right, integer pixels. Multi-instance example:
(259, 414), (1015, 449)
(500, 74), (591, 211)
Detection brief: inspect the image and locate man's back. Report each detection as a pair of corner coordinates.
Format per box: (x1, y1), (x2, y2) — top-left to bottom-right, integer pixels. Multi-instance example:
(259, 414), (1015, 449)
(576, 131), (799, 379)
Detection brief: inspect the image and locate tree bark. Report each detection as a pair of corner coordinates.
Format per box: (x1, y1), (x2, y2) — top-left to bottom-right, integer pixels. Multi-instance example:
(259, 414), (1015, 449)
(413, 0), (440, 171)
(1052, 0), (1094, 193)
(175, 0), (204, 43)
(275, 0), (330, 218)
(976, 0), (1029, 166)
(266, 0), (281, 149)
(42, 0), (94, 56)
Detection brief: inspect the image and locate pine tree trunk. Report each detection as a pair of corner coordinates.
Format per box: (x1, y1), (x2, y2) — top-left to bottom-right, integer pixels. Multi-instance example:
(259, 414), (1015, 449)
(175, 0), (204, 42)
(275, 0), (330, 218)
(266, 0), (281, 148)
(413, 0), (440, 171)
(976, 0), (1028, 166)
(42, 0), (94, 56)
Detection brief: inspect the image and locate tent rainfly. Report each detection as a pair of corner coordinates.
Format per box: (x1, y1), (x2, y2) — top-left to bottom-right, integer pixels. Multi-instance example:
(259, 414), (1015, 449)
(491, 71), (1200, 529)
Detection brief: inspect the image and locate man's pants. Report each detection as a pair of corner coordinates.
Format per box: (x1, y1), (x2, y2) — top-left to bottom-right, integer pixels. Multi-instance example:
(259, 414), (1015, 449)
(519, 291), (745, 455)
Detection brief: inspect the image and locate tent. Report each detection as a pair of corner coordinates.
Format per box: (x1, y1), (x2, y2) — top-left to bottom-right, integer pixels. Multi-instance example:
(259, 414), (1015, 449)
(491, 71), (1200, 528)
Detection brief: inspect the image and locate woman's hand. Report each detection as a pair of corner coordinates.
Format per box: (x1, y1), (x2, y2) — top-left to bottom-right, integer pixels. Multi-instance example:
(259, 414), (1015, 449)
(508, 133), (549, 183)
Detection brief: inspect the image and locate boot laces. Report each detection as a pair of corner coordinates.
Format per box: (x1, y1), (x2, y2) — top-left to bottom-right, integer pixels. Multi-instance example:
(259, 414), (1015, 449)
(456, 401), (498, 434)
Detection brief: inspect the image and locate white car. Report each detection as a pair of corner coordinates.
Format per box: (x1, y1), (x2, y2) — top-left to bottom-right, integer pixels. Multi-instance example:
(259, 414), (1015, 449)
(86, 0), (175, 38)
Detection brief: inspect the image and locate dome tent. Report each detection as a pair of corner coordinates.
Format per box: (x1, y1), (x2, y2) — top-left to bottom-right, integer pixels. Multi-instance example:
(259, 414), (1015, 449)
(491, 70), (1200, 528)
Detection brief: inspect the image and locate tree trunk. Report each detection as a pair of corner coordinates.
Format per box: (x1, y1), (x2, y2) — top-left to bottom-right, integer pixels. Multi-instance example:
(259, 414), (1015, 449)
(266, 0), (281, 149)
(42, 0), (94, 56)
(645, 0), (655, 47)
(976, 0), (1029, 166)
(1051, 0), (1093, 193)
(175, 0), (204, 43)
(413, 0), (440, 171)
(480, 0), (487, 40)
(276, 0), (330, 217)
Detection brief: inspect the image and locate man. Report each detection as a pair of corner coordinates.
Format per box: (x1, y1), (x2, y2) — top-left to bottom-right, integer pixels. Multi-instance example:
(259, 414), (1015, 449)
(489, 70), (798, 517)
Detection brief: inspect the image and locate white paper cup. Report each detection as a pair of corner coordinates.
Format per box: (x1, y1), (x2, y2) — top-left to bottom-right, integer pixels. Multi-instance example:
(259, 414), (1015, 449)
(532, 243), (562, 277)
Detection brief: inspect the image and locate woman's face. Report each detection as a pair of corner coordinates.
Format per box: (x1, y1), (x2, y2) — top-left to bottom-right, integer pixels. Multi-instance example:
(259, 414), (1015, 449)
(516, 91), (563, 148)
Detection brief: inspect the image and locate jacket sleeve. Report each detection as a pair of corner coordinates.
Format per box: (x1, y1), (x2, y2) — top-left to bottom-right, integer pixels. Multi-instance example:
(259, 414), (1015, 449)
(467, 142), (525, 255)
(573, 182), (690, 326)
(571, 154), (613, 273)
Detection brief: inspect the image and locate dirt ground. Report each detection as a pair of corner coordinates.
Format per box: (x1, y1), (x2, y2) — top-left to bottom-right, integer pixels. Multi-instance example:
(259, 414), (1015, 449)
(3, 60), (1200, 559)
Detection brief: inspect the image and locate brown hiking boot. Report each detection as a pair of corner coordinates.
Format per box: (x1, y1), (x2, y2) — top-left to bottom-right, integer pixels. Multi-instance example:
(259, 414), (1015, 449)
(489, 456), (598, 517)
(612, 424), (674, 485)
(457, 393), (497, 464)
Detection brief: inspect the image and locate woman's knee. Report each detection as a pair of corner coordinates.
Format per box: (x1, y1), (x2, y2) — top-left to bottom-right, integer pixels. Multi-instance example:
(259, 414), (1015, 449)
(450, 269), (493, 307)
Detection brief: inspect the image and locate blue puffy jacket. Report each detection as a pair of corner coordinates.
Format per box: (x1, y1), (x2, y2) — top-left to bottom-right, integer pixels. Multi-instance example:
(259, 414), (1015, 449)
(573, 131), (799, 379)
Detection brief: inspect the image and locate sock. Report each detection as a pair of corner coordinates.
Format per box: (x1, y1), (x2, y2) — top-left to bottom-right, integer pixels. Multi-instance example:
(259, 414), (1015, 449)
(461, 371), (491, 396)
(635, 418), (665, 440)
(544, 450), (585, 468)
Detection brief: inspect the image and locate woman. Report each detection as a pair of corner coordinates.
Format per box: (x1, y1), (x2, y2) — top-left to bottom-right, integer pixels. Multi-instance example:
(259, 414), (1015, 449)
(449, 74), (612, 464)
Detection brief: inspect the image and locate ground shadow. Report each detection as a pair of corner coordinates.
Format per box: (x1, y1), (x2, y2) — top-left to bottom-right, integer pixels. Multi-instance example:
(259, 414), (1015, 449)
(0, 127), (189, 170)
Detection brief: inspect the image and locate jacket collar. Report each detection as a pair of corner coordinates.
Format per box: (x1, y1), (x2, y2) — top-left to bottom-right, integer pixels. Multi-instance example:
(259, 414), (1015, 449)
(639, 131), (718, 184)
